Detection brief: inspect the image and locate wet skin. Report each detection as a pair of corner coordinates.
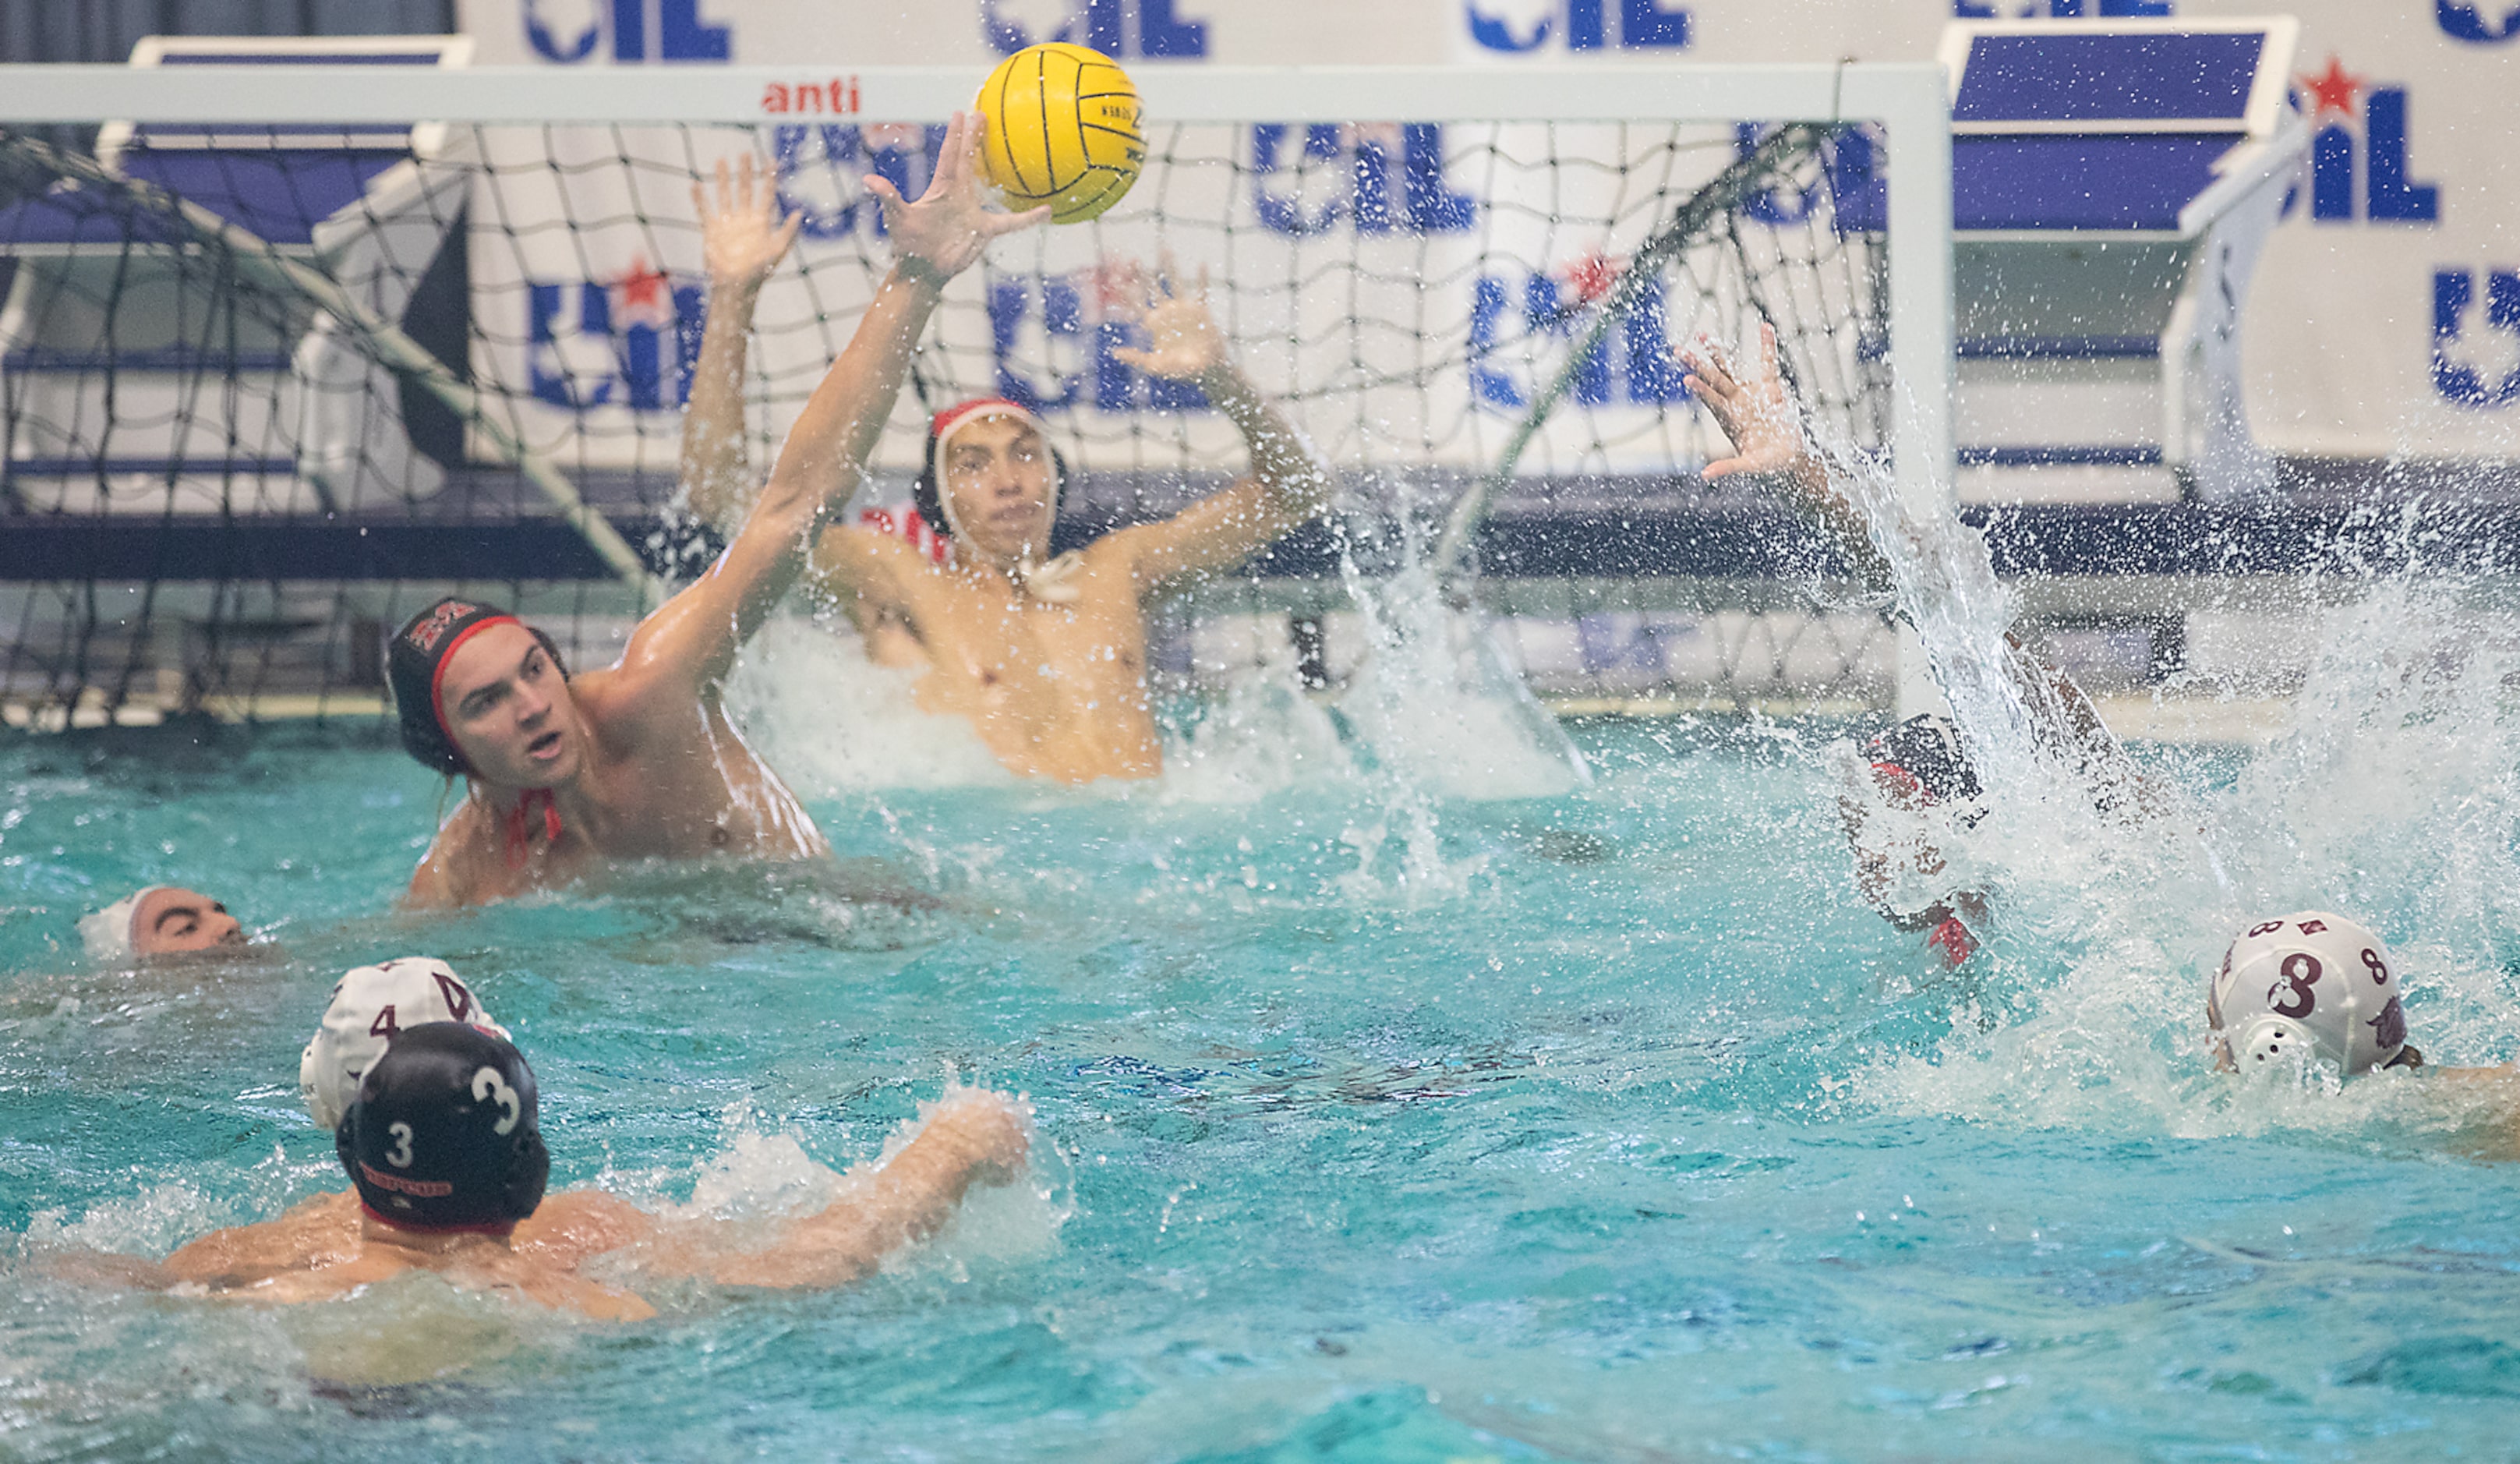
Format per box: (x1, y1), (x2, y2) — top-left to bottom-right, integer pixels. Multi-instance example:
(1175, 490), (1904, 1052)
(845, 413), (1160, 781)
(672, 248), (1330, 786)
(406, 621), (825, 907)
(59, 1091), (1033, 1322)
(401, 110), (1044, 907)
(129, 886), (246, 956)
(813, 371), (1327, 787)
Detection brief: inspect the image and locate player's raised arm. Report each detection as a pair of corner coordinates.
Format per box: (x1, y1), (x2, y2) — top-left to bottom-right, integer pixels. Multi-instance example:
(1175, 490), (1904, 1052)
(678, 154), (802, 536)
(1097, 259), (1333, 592)
(610, 112), (1048, 708)
(1681, 323), (1890, 594)
(639, 1090), (1033, 1289)
(1691, 327), (2145, 801)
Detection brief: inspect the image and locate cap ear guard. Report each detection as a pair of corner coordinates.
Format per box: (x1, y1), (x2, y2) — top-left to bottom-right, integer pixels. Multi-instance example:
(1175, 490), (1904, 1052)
(2232, 1013), (2319, 1072)
(507, 1126), (552, 1220)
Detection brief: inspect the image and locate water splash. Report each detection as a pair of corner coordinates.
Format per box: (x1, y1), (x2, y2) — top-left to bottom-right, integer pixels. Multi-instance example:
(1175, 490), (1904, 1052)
(727, 616), (1015, 794)
(627, 1091), (1073, 1274)
(1850, 574), (2520, 1135)
(1157, 634), (1352, 804)
(1337, 560), (1592, 804)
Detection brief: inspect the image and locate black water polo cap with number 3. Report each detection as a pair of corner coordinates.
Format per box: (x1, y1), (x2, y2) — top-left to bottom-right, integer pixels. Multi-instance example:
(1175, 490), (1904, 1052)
(339, 1021), (550, 1232)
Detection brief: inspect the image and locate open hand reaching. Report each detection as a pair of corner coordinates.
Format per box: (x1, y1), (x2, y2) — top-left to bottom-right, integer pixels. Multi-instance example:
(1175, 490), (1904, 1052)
(1108, 254), (1228, 381)
(692, 154), (803, 295)
(868, 111), (1051, 281)
(1679, 322), (1811, 482)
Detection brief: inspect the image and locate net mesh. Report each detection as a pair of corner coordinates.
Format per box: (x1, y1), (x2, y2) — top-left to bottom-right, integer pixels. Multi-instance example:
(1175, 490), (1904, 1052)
(0, 109), (1897, 725)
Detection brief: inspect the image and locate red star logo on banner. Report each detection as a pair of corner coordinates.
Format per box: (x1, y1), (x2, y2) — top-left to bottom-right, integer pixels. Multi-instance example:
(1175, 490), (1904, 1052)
(1563, 251), (1622, 305)
(616, 257), (668, 312)
(2298, 55), (2363, 122)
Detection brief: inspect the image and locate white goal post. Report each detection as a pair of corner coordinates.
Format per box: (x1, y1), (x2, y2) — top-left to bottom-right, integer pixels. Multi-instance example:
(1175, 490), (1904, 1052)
(0, 58), (1951, 721)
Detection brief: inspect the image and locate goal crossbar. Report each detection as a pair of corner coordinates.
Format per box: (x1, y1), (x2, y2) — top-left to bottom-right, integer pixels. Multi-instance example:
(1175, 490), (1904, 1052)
(0, 60), (1953, 536)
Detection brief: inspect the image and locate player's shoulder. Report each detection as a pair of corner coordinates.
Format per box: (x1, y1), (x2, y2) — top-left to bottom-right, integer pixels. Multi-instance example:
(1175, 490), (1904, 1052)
(811, 522), (944, 599)
(822, 522), (939, 571)
(405, 801), (493, 908)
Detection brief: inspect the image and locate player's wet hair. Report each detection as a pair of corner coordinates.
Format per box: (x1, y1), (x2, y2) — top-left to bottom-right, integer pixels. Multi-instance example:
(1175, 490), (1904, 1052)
(338, 1021), (550, 1232)
(1862, 713), (1982, 804)
(911, 397), (1068, 541)
(385, 598), (568, 775)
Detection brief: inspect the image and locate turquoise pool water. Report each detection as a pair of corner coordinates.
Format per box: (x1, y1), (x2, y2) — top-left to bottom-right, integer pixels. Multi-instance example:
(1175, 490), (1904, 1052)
(9, 634), (2520, 1460)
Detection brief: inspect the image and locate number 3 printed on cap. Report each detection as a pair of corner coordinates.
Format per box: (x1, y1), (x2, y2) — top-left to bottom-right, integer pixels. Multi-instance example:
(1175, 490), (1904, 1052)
(472, 1067), (521, 1136)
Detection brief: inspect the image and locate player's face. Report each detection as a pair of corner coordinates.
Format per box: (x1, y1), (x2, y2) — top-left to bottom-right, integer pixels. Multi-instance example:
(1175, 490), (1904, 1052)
(942, 415), (1055, 565)
(133, 886), (244, 955)
(438, 621), (585, 788)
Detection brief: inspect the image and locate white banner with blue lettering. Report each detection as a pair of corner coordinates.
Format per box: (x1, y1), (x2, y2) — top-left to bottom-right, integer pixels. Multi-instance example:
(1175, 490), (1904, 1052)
(460, 0), (2520, 463)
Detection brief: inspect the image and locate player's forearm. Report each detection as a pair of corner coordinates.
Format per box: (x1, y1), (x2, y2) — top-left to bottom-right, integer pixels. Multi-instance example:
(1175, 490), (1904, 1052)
(1783, 451), (1894, 594)
(786, 1122), (991, 1265)
(684, 263), (941, 659)
(755, 263), (942, 529)
(697, 1116), (997, 1290)
(677, 279), (766, 534)
(1202, 361), (1331, 524)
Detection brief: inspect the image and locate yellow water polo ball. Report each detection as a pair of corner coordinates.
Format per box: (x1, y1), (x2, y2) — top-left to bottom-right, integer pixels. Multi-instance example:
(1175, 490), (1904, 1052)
(975, 42), (1145, 225)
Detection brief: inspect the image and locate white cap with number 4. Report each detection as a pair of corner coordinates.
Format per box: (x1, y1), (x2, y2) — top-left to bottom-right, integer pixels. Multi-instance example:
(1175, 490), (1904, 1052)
(299, 957), (511, 1130)
(2211, 911), (2411, 1079)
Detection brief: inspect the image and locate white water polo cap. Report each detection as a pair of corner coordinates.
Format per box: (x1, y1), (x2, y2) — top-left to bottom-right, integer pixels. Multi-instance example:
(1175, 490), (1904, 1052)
(2211, 911), (2412, 1078)
(78, 886), (169, 963)
(300, 957), (509, 1130)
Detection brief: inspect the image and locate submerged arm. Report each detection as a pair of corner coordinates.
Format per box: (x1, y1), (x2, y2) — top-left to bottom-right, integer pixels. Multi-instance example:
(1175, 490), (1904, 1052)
(678, 154), (803, 536)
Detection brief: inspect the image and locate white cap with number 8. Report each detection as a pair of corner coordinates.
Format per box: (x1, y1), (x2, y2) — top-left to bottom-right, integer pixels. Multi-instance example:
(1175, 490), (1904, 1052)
(2210, 911), (2412, 1079)
(299, 957), (511, 1130)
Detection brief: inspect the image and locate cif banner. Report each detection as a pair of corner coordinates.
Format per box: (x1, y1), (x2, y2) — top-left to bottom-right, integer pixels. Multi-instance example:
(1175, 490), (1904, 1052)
(458, 113), (1850, 481)
(460, 0), (2520, 462)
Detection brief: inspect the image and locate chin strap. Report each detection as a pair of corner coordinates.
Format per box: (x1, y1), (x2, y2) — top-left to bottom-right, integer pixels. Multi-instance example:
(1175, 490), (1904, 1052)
(1007, 550), (1087, 604)
(502, 788), (563, 870)
(1926, 915), (1977, 968)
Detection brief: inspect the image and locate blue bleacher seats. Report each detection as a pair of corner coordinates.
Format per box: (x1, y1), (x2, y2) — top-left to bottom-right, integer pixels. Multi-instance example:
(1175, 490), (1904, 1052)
(1939, 18), (2308, 504)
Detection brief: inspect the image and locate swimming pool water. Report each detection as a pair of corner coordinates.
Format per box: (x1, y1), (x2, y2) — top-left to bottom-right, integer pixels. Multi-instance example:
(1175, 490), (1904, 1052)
(8, 695), (2520, 1462)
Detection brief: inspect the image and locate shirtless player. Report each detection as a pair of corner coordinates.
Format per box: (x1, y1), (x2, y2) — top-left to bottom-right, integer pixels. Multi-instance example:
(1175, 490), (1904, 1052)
(392, 114), (1044, 907)
(680, 180), (1333, 783)
(65, 1021), (1033, 1322)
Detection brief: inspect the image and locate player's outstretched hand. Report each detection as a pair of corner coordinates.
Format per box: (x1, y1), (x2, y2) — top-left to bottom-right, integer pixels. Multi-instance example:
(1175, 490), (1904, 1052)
(1108, 254), (1228, 381)
(693, 154), (803, 295)
(1681, 323), (1811, 483)
(868, 111), (1051, 282)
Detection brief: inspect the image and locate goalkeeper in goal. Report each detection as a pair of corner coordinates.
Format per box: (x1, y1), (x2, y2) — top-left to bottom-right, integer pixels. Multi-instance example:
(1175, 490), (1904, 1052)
(681, 180), (1334, 785)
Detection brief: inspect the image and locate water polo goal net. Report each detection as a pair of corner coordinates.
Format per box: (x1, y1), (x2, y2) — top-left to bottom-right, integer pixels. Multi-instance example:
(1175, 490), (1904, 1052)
(0, 48), (1952, 724)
